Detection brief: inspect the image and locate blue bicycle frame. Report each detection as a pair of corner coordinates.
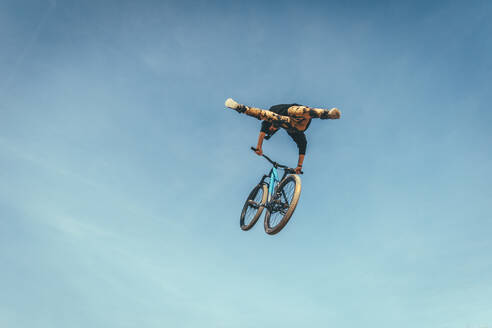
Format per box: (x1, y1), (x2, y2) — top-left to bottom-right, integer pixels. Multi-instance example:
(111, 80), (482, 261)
(250, 147), (301, 205)
(268, 166), (280, 201)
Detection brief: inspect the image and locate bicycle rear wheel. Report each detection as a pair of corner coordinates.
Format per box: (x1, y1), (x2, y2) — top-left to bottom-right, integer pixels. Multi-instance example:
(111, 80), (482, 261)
(264, 175), (302, 235)
(240, 183), (268, 231)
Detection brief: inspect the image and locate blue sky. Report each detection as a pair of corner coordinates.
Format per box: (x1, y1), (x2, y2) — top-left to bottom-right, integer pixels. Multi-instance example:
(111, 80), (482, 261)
(1, 0), (492, 327)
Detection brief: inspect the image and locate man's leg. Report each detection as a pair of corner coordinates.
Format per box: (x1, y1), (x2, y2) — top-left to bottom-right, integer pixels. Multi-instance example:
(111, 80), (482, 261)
(288, 105), (341, 119)
(225, 98), (291, 125)
(287, 105), (327, 118)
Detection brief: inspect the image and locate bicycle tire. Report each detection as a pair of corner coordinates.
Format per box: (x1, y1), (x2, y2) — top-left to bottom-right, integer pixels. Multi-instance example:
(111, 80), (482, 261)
(240, 183), (268, 231)
(264, 174), (302, 235)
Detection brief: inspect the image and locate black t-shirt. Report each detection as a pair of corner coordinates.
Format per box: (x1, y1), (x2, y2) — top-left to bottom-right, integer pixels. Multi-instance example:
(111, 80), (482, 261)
(260, 104), (309, 155)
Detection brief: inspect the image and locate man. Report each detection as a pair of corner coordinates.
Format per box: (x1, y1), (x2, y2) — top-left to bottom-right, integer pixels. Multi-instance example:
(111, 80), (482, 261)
(225, 98), (341, 174)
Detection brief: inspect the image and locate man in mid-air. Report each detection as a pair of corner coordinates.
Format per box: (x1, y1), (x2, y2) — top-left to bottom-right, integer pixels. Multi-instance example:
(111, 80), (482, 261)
(225, 98), (341, 174)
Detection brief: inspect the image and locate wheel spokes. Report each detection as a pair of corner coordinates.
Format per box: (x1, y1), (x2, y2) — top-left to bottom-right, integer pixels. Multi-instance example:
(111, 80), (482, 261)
(242, 186), (264, 226)
(268, 179), (296, 228)
(247, 200), (260, 209)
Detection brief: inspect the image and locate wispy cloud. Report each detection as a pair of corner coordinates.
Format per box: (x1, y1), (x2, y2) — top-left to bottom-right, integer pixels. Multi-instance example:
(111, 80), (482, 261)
(1, 1), (56, 98)
(0, 136), (101, 189)
(2, 1), (492, 327)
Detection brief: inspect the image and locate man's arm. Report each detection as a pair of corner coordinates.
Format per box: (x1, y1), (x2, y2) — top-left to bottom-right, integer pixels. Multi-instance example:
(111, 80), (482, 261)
(255, 131), (266, 156)
(287, 131), (307, 174)
(296, 154), (305, 174)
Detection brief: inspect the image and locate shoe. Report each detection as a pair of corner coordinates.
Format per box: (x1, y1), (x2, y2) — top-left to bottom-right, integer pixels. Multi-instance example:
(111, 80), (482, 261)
(225, 98), (239, 109)
(225, 98), (246, 113)
(328, 108), (341, 119)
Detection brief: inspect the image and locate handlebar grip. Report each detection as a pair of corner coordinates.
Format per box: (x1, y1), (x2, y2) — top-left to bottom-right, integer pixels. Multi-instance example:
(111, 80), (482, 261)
(251, 146), (257, 152)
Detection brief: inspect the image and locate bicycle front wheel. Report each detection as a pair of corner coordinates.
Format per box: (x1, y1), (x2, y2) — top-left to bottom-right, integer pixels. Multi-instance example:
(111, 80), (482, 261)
(240, 183), (268, 231)
(264, 175), (302, 235)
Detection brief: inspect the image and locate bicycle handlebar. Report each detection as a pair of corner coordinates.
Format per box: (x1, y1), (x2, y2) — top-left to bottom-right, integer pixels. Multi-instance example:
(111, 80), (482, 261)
(251, 147), (303, 174)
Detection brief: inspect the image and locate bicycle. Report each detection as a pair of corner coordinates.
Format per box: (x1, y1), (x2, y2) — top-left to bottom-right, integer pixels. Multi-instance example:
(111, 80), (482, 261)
(240, 147), (303, 235)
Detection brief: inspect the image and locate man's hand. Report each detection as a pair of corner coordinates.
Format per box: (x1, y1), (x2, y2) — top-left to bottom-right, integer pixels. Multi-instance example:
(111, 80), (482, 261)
(255, 147), (263, 156)
(295, 166), (303, 174)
